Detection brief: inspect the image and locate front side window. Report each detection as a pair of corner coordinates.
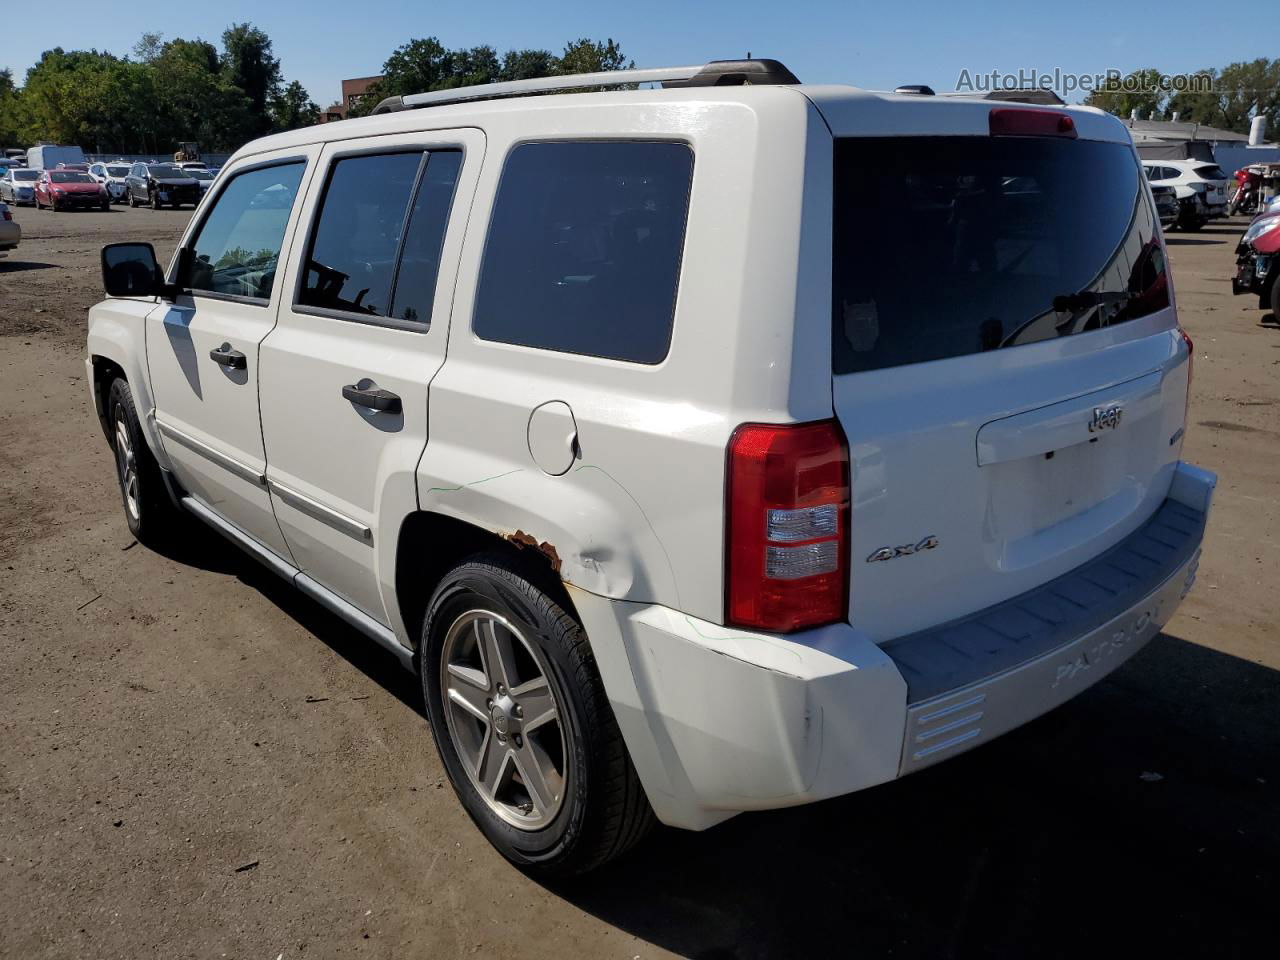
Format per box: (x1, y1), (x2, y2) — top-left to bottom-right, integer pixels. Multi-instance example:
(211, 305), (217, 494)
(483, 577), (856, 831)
(832, 136), (1167, 375)
(473, 141), (693, 364)
(187, 161), (305, 301)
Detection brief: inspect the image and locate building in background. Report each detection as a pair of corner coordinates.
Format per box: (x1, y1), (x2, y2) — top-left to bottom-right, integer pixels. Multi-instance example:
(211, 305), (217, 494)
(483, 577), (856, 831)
(320, 75), (384, 122)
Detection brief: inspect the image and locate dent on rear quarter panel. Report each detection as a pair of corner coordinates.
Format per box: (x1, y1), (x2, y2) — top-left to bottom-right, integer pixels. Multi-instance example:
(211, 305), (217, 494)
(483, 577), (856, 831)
(416, 443), (681, 603)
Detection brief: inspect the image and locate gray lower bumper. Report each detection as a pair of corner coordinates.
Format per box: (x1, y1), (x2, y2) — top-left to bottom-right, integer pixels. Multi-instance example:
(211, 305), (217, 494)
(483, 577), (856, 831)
(885, 494), (1208, 774)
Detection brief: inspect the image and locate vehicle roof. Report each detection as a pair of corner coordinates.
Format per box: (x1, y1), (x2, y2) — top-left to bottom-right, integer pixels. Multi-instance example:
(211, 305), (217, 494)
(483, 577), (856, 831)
(228, 83), (1132, 164)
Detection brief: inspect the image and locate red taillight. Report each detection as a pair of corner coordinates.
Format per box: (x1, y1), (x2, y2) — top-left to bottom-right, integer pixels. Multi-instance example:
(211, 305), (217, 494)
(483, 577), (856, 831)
(989, 108), (1077, 139)
(726, 420), (850, 633)
(1, 209), (10, 221)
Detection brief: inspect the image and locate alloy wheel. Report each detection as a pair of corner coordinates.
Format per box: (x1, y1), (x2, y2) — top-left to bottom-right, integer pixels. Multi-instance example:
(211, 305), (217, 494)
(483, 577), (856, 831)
(114, 409), (140, 522)
(439, 609), (569, 830)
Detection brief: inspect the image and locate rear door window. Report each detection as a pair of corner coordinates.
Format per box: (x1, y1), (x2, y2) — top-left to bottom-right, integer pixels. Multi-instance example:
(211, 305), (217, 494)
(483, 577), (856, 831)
(473, 141), (693, 364)
(833, 136), (1166, 374)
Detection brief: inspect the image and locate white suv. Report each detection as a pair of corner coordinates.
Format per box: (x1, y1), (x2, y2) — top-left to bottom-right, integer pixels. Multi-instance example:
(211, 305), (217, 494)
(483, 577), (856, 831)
(1143, 160), (1230, 230)
(86, 59), (1215, 875)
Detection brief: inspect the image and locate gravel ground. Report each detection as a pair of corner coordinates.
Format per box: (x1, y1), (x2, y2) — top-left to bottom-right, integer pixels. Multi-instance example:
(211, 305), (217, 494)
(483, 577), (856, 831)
(1, 204), (1276, 958)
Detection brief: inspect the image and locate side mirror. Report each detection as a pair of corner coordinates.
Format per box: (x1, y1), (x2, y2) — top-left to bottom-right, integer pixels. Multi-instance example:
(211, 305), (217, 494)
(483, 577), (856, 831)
(102, 242), (163, 298)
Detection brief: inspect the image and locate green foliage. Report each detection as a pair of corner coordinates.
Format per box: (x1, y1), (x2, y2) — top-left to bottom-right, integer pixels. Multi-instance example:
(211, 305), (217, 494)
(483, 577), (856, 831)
(349, 36), (633, 117)
(271, 80), (320, 132)
(1085, 59), (1280, 135)
(3, 24), (313, 154)
(220, 23), (282, 138)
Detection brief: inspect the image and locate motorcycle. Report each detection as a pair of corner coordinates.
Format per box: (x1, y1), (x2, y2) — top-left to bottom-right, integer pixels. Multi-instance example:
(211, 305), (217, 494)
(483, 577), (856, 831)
(1230, 166), (1264, 215)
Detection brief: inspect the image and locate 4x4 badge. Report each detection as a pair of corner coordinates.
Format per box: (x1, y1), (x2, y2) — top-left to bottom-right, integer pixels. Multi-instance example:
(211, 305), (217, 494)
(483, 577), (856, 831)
(866, 536), (939, 563)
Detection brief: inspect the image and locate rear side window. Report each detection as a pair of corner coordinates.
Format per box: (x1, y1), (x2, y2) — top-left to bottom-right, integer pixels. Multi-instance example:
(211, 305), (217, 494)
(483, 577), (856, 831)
(188, 162), (305, 301)
(832, 137), (1167, 375)
(299, 150), (461, 325)
(473, 141), (693, 364)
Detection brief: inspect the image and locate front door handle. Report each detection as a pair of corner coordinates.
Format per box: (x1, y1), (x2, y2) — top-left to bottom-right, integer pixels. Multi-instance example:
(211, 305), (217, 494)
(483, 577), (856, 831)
(209, 343), (247, 369)
(342, 382), (401, 414)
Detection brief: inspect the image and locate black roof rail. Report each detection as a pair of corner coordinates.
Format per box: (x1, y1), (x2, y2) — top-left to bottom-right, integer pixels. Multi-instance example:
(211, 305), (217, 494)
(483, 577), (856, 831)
(894, 85), (936, 96)
(662, 59), (800, 88)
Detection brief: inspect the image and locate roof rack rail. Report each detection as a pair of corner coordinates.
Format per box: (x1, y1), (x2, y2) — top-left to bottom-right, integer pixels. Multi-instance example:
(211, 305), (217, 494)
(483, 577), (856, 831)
(370, 58), (800, 115)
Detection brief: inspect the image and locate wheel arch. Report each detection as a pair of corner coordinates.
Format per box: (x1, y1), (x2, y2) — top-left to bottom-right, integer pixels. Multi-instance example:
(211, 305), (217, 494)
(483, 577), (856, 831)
(87, 297), (168, 468)
(393, 510), (578, 656)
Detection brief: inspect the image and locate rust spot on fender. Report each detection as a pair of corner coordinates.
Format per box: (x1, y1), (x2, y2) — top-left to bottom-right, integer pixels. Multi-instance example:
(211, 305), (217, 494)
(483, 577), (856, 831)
(505, 530), (562, 573)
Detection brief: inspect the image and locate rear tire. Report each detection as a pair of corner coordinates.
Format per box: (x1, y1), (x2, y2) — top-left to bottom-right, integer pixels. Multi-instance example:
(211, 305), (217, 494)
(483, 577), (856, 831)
(1270, 277), (1280, 322)
(421, 555), (654, 877)
(107, 378), (181, 545)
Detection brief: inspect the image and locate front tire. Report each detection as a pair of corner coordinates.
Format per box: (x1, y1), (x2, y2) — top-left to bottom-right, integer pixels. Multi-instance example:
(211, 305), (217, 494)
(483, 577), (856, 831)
(150, 190), (161, 211)
(421, 556), (653, 877)
(107, 378), (180, 545)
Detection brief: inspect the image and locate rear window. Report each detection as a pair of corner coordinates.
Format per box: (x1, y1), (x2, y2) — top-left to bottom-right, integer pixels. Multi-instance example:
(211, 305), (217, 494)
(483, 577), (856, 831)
(473, 141), (693, 364)
(1193, 165), (1227, 181)
(833, 137), (1167, 375)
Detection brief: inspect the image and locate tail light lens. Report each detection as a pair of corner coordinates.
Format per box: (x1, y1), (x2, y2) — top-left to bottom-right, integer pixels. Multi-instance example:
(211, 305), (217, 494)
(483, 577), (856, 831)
(726, 420), (850, 632)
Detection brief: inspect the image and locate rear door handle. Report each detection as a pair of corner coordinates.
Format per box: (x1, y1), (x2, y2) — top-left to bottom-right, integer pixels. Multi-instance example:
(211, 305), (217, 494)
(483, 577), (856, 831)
(209, 343), (247, 369)
(342, 382), (402, 414)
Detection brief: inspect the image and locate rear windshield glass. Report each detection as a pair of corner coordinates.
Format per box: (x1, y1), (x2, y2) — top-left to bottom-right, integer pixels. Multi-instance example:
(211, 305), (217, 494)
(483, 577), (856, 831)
(833, 137), (1167, 374)
(1193, 165), (1227, 181)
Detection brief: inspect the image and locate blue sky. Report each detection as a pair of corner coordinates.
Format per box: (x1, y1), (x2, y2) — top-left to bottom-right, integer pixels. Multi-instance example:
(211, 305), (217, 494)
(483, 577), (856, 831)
(5, 0), (1274, 107)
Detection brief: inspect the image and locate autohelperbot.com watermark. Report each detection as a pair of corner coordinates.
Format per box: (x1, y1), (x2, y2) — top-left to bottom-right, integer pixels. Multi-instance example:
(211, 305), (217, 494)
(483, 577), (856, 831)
(955, 68), (1214, 97)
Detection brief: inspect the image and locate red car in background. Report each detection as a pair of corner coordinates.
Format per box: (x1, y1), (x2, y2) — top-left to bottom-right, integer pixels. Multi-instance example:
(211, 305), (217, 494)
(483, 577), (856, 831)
(34, 170), (110, 211)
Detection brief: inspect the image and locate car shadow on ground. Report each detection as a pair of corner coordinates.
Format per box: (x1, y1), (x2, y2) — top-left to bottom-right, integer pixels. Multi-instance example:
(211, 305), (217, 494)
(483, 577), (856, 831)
(0, 260), (58, 272)
(155, 520), (1277, 959)
(1166, 237), (1225, 246)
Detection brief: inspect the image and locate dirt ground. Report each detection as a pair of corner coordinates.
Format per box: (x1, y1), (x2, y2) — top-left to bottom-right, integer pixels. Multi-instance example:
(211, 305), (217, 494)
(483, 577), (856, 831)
(1, 204), (1276, 960)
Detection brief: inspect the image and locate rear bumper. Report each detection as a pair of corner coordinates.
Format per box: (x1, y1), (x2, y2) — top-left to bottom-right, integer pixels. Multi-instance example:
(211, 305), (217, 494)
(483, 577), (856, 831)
(578, 462), (1215, 831)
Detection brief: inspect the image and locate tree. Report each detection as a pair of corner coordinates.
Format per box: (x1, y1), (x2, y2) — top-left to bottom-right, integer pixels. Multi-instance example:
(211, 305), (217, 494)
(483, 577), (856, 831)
(557, 38), (633, 76)
(151, 37), (253, 152)
(220, 23), (281, 137)
(1167, 59), (1280, 134)
(1083, 67), (1167, 121)
(271, 80), (320, 132)
(0, 68), (21, 148)
(350, 36), (634, 117)
(500, 49), (559, 82)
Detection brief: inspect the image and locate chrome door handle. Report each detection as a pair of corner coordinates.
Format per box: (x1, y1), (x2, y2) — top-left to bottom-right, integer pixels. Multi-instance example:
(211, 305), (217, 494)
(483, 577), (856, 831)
(209, 343), (247, 369)
(342, 382), (401, 414)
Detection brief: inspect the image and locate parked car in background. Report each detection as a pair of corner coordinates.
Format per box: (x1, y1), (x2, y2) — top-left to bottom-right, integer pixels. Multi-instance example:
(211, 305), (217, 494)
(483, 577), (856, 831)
(0, 201), (19, 256)
(1144, 160), (1229, 231)
(0, 167), (39, 205)
(1232, 209), (1280, 317)
(178, 160), (208, 171)
(89, 162), (133, 203)
(184, 167), (216, 195)
(1151, 183), (1178, 227)
(34, 169), (110, 211)
(25, 144), (87, 171)
(56, 162), (91, 173)
(88, 59), (1214, 876)
(125, 162), (201, 209)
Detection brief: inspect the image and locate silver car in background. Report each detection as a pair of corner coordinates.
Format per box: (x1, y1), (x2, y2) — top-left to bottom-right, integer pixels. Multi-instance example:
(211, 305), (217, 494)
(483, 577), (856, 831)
(185, 167), (216, 196)
(89, 162), (133, 203)
(0, 168), (39, 206)
(0, 201), (20, 257)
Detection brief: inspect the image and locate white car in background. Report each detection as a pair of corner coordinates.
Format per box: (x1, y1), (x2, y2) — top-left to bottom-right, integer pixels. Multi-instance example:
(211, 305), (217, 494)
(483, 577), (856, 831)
(1143, 160), (1229, 231)
(0, 201), (20, 257)
(184, 166), (216, 195)
(89, 162), (134, 203)
(0, 167), (39, 205)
